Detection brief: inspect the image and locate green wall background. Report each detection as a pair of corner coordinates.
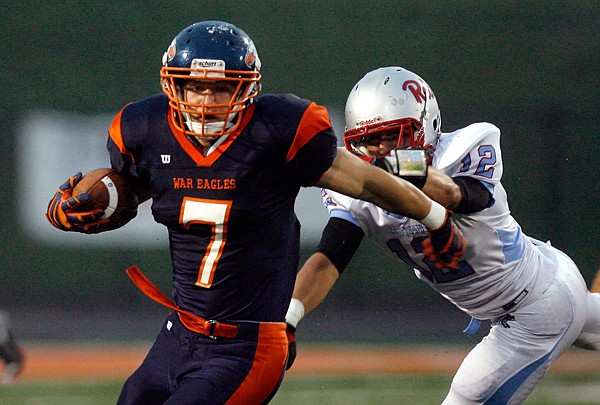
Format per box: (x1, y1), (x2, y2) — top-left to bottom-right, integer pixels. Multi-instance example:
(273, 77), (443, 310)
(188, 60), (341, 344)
(1, 1), (598, 342)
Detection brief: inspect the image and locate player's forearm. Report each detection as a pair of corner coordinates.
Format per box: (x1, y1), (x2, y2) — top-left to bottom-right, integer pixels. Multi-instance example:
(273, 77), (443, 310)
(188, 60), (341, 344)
(358, 162), (450, 230)
(320, 148), (432, 220)
(286, 253), (339, 327)
(295, 253), (339, 314)
(421, 167), (462, 209)
(361, 169), (432, 218)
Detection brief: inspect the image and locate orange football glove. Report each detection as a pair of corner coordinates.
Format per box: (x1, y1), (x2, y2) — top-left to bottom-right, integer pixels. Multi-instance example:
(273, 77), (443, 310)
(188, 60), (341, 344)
(46, 173), (109, 234)
(422, 211), (467, 270)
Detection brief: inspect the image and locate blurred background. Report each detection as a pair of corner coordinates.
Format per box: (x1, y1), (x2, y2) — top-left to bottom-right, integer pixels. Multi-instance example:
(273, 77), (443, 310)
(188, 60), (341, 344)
(0, 1), (598, 346)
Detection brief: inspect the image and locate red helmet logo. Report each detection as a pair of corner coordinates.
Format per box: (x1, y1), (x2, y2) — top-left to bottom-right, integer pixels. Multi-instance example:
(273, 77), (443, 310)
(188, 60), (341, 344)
(402, 80), (426, 104)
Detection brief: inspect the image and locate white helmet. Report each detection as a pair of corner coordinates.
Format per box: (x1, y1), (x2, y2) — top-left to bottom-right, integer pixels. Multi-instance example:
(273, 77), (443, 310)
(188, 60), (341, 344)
(344, 67), (441, 161)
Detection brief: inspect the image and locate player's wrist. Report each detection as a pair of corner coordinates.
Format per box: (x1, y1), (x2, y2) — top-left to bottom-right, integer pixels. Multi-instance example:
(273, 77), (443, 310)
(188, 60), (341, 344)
(399, 151), (428, 189)
(400, 171), (427, 189)
(285, 298), (305, 328)
(373, 149), (428, 189)
(420, 201), (447, 231)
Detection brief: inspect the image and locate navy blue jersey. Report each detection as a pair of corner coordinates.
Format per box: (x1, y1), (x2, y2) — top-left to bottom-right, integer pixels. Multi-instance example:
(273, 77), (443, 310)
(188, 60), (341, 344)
(107, 93), (337, 322)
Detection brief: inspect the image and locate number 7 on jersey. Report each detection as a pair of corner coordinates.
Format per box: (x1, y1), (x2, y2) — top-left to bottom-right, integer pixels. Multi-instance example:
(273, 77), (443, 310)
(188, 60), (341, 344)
(180, 197), (232, 287)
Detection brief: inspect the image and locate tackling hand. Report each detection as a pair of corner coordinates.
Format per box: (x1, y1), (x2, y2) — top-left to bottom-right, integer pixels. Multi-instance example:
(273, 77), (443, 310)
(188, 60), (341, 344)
(285, 323), (297, 370)
(422, 211), (466, 270)
(46, 173), (110, 234)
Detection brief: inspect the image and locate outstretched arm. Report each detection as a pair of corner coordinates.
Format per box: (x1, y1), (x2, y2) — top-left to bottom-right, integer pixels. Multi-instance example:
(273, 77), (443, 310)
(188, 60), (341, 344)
(373, 153), (492, 213)
(421, 167), (462, 209)
(402, 166), (492, 214)
(317, 148), (438, 224)
(371, 148), (492, 213)
(319, 148), (466, 270)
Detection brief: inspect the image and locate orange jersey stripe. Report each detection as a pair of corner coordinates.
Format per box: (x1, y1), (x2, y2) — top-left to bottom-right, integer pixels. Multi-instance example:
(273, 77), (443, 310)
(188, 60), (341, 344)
(286, 102), (332, 163)
(225, 323), (287, 405)
(108, 106), (136, 164)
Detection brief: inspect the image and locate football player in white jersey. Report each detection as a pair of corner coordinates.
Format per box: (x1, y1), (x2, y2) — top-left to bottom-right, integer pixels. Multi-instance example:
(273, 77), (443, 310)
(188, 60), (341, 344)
(285, 66), (600, 404)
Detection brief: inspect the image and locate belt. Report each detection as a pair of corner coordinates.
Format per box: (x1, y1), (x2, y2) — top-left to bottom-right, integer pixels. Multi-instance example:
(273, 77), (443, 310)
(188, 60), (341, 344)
(126, 265), (238, 339)
(177, 313), (238, 339)
(502, 289), (528, 312)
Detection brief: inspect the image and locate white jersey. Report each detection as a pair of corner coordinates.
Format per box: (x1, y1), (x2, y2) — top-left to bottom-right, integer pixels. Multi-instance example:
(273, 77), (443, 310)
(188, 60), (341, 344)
(323, 123), (557, 319)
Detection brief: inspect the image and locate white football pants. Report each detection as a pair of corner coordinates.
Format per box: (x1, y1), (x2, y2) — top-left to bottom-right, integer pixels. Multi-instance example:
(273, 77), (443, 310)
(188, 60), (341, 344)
(442, 246), (600, 404)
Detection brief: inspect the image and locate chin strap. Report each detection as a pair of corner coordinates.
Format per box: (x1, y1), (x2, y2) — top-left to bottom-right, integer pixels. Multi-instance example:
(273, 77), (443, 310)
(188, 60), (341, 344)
(185, 118), (233, 135)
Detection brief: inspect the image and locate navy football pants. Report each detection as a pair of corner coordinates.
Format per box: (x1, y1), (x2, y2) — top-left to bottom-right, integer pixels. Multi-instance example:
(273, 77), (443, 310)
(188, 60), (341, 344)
(117, 312), (288, 404)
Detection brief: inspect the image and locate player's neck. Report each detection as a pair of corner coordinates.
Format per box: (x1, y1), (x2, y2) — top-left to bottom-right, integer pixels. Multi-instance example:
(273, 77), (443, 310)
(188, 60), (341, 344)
(188, 134), (229, 156)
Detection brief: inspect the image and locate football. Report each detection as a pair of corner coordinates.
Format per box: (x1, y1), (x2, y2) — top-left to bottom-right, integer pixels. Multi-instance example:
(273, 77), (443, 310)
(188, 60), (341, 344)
(71, 168), (138, 229)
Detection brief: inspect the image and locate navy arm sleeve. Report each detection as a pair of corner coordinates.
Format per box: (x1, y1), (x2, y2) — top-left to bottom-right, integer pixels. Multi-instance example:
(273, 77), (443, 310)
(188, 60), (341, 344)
(452, 176), (493, 214)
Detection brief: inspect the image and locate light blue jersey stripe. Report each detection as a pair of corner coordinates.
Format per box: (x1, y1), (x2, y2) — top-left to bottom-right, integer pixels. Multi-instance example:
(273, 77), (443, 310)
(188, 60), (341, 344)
(329, 208), (361, 227)
(496, 226), (525, 264)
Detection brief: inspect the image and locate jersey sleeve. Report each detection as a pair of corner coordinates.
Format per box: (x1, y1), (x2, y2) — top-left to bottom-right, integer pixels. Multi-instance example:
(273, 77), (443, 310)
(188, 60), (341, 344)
(106, 103), (151, 191)
(433, 122), (503, 186)
(321, 188), (362, 226)
(321, 188), (388, 239)
(107, 105), (134, 172)
(284, 102), (338, 186)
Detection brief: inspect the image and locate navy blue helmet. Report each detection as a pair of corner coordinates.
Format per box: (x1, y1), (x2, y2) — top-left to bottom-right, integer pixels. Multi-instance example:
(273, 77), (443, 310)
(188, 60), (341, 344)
(160, 21), (262, 138)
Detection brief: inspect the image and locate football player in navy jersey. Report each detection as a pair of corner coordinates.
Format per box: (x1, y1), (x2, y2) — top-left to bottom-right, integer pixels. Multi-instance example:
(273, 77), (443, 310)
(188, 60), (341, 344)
(46, 22), (466, 404)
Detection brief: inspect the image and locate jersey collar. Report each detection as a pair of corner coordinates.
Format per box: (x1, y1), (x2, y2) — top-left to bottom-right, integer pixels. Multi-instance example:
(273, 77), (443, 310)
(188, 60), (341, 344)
(167, 103), (255, 166)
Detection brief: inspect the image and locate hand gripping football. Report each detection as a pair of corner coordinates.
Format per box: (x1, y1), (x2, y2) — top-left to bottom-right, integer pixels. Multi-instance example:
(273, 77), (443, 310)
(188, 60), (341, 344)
(71, 168), (138, 228)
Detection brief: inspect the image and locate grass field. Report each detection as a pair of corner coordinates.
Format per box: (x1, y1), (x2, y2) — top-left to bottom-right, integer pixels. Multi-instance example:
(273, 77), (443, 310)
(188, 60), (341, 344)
(1, 373), (600, 404)
(1, 343), (599, 404)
